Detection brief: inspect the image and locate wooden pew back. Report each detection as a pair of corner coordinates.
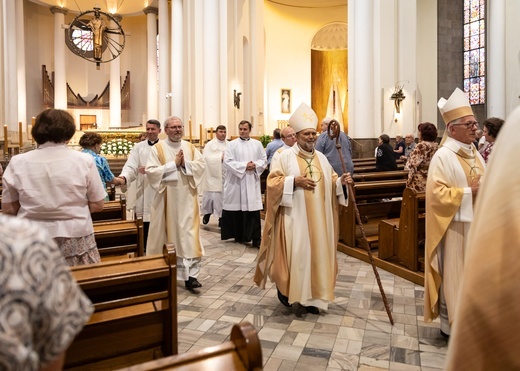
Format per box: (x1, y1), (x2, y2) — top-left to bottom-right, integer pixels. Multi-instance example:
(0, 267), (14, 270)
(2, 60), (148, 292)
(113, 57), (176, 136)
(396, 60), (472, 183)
(398, 188), (425, 270)
(91, 195), (127, 222)
(65, 244), (178, 370)
(352, 170), (408, 183)
(117, 322), (263, 371)
(94, 218), (144, 257)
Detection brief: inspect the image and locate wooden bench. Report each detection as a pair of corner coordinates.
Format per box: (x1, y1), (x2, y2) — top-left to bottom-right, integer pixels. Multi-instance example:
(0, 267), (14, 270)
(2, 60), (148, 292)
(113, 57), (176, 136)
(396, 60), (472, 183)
(338, 179), (407, 249)
(379, 188), (425, 271)
(352, 170), (408, 182)
(65, 244), (178, 370)
(354, 163), (405, 173)
(92, 195), (127, 222)
(117, 322), (263, 371)
(94, 218), (144, 257)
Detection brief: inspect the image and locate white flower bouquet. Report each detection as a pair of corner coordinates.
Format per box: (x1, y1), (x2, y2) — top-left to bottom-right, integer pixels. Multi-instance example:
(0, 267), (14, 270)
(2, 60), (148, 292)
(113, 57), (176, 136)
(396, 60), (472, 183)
(100, 138), (135, 157)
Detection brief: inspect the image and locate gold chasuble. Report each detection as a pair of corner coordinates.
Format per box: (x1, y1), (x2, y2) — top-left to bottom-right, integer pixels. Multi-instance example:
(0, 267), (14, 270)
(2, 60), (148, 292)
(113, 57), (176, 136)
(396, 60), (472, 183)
(424, 137), (485, 325)
(254, 145), (345, 310)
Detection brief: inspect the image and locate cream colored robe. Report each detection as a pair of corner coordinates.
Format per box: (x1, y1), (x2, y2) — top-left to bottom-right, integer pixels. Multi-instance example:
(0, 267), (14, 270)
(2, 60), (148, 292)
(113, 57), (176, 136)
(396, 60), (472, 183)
(254, 145), (346, 310)
(445, 107), (520, 370)
(145, 140), (206, 258)
(424, 137), (485, 327)
(200, 138), (226, 216)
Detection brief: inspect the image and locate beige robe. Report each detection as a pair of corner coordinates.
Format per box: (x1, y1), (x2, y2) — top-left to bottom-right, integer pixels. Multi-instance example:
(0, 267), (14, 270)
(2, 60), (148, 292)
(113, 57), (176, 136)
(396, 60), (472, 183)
(254, 146), (346, 310)
(145, 140), (206, 258)
(445, 107), (520, 370)
(424, 137), (485, 326)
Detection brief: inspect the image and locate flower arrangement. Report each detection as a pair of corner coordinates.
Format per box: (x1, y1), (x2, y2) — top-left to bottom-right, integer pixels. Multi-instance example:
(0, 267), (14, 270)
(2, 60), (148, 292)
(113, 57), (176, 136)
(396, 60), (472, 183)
(100, 138), (135, 157)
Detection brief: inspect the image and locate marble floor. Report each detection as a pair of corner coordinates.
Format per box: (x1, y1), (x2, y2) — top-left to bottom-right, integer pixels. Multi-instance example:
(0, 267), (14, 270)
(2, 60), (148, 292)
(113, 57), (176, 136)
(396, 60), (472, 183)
(176, 218), (448, 371)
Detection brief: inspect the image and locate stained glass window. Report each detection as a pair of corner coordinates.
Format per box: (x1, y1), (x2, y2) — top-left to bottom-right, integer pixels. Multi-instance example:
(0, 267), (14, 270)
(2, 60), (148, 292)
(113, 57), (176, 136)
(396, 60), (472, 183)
(71, 29), (94, 51)
(463, 0), (485, 104)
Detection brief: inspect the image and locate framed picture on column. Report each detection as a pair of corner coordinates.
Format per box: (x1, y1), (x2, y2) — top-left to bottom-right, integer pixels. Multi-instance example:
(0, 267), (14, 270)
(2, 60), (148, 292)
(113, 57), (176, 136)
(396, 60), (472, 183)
(281, 89), (291, 113)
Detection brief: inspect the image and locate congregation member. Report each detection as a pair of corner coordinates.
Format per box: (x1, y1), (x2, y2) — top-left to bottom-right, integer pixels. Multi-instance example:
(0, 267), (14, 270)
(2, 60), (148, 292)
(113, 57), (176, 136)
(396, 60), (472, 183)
(201, 125), (227, 226)
(264, 128), (284, 167)
(424, 87), (486, 337)
(117, 119), (162, 249)
(400, 133), (417, 160)
(405, 123), (438, 192)
(270, 125), (297, 169)
(444, 106), (520, 371)
(480, 117), (504, 163)
(79, 132), (125, 198)
(0, 215), (93, 370)
(2, 109), (106, 266)
(145, 116), (206, 290)
(254, 103), (352, 314)
(375, 134), (397, 171)
(221, 120), (267, 248)
(315, 117), (354, 175)
(393, 134), (405, 159)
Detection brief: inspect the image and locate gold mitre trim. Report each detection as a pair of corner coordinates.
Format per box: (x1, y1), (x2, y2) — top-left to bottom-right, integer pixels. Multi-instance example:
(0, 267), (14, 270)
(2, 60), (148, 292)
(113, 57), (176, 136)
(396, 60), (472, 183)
(443, 106), (475, 125)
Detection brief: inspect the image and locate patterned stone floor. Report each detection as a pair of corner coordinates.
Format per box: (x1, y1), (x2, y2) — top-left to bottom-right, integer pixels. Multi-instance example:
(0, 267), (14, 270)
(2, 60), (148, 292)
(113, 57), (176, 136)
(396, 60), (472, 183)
(175, 219), (448, 370)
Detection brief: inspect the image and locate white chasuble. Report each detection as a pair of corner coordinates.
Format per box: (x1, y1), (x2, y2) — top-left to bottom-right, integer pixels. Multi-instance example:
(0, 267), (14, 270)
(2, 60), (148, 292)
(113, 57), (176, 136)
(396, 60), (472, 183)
(223, 138), (267, 211)
(424, 137), (485, 325)
(145, 140), (206, 258)
(254, 146), (346, 311)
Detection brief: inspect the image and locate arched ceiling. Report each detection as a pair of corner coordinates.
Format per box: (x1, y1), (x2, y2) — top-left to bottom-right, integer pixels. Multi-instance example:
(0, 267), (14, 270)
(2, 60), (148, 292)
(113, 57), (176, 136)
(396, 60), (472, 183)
(28, 1), (159, 16)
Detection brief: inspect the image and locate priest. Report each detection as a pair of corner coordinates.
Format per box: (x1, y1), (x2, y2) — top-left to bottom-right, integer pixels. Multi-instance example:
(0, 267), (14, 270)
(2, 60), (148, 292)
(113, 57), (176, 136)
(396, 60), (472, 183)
(424, 88), (486, 337)
(254, 103), (352, 314)
(145, 116), (206, 290)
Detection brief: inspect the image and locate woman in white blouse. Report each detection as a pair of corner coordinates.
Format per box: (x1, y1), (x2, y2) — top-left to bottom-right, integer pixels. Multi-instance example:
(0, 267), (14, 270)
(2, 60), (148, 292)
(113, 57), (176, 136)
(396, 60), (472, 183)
(1, 109), (107, 265)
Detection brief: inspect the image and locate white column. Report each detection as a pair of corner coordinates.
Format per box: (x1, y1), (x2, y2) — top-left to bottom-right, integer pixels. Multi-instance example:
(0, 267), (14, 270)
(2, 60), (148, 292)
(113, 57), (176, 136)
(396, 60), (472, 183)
(3, 0), (18, 128)
(109, 15), (122, 128)
(144, 7), (158, 121)
(158, 0), (170, 123)
(50, 6), (68, 110)
(349, 0), (374, 138)
(249, 0), (265, 133)
(219, 0), (228, 128)
(203, 0), (219, 128)
(171, 0), (183, 118)
(487, 0), (505, 118)
(15, 0), (26, 127)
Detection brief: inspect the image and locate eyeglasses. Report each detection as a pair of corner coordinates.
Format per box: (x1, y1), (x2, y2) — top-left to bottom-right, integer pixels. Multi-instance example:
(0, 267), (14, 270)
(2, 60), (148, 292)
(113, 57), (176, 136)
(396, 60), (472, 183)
(451, 121), (479, 129)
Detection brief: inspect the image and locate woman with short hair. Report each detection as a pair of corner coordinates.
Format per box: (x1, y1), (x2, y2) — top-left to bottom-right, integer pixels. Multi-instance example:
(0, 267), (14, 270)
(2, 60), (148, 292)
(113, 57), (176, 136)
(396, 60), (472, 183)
(405, 122), (439, 192)
(480, 117), (505, 163)
(375, 134), (398, 171)
(2, 109), (107, 265)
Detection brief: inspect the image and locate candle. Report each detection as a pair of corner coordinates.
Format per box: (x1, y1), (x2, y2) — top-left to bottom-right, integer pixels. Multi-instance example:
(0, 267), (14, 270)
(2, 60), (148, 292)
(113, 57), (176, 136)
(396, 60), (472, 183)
(199, 124), (203, 145)
(3, 124), (8, 155)
(31, 117), (35, 144)
(18, 122), (23, 150)
(210, 127), (214, 140)
(189, 117), (192, 143)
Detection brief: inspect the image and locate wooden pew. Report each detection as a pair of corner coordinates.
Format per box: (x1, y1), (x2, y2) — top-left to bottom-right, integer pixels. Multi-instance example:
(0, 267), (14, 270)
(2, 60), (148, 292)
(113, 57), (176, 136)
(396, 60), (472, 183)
(354, 162), (405, 173)
(352, 170), (408, 182)
(338, 179), (407, 249)
(65, 244), (178, 370)
(92, 195), (127, 222)
(379, 188), (425, 271)
(118, 322), (263, 371)
(94, 217), (144, 257)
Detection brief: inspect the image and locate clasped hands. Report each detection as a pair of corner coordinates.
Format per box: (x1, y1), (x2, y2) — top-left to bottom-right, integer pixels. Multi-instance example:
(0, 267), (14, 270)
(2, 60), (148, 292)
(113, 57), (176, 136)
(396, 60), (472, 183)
(175, 149), (185, 167)
(246, 161), (256, 171)
(295, 172), (352, 191)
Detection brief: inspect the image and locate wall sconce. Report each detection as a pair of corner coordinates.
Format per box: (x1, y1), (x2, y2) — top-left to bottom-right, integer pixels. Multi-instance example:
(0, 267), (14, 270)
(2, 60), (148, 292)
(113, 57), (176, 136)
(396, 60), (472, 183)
(390, 84), (406, 113)
(234, 89), (242, 109)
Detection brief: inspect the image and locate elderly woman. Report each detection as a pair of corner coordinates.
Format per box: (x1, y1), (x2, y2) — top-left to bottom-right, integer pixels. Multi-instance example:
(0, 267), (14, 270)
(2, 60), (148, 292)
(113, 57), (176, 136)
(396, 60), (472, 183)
(79, 132), (124, 196)
(480, 117), (505, 163)
(1, 109), (107, 265)
(405, 122), (438, 192)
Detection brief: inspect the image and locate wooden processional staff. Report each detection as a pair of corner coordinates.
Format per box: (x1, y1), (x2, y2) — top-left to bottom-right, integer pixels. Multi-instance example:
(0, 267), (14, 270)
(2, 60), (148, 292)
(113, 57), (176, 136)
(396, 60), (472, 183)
(327, 119), (394, 325)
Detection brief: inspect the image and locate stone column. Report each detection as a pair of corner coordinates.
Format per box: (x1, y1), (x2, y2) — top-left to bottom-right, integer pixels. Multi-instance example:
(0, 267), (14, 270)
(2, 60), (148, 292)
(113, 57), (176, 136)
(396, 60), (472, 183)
(50, 6), (68, 110)
(487, 0), (505, 118)
(158, 0), (170, 122)
(171, 0), (183, 119)
(144, 7), (158, 121)
(203, 0), (219, 128)
(109, 14), (122, 128)
(15, 0), (26, 127)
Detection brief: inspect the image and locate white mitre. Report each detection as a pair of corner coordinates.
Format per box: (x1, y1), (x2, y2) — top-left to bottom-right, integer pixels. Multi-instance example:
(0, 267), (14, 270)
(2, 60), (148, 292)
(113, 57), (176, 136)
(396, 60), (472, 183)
(288, 103), (318, 133)
(438, 87), (474, 125)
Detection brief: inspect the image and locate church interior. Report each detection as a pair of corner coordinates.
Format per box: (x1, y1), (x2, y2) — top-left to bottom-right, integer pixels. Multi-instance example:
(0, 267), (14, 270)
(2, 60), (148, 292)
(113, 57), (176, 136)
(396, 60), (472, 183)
(1, 0), (520, 370)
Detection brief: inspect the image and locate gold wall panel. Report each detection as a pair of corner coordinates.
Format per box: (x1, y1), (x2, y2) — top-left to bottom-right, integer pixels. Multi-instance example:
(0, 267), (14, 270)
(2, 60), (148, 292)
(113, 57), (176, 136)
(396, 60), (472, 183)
(311, 49), (348, 132)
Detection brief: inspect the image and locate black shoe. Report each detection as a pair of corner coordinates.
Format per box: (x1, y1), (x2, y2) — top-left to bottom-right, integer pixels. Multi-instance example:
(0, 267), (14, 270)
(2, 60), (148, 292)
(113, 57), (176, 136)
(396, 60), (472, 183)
(218, 218), (222, 227)
(252, 240), (261, 248)
(277, 288), (292, 307)
(304, 305), (320, 315)
(440, 330), (450, 339)
(202, 214), (211, 225)
(185, 277), (202, 289)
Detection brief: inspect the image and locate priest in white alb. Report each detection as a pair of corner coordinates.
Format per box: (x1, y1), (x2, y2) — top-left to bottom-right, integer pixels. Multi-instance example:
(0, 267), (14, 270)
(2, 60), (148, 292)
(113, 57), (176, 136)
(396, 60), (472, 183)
(424, 88), (486, 337)
(200, 125), (227, 227)
(254, 103), (352, 314)
(145, 116), (206, 290)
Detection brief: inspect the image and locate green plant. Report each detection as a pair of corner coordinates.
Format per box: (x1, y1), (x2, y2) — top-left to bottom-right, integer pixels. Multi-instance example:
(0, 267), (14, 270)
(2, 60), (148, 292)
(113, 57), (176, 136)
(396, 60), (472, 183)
(259, 134), (271, 148)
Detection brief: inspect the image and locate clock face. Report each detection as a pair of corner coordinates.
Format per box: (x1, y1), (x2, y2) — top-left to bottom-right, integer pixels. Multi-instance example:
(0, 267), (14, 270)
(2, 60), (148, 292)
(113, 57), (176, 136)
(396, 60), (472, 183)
(66, 9), (125, 64)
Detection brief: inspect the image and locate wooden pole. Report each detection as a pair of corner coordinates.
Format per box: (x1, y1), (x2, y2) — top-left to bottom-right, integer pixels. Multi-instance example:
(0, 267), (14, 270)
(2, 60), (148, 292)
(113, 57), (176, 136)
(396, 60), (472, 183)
(210, 127), (214, 139)
(18, 122), (23, 150)
(189, 117), (192, 143)
(3, 124), (8, 156)
(199, 124), (203, 145)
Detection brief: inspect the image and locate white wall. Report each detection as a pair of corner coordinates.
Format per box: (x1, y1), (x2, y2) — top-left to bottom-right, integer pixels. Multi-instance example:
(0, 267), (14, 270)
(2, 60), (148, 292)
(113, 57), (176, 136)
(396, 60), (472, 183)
(505, 0), (520, 116)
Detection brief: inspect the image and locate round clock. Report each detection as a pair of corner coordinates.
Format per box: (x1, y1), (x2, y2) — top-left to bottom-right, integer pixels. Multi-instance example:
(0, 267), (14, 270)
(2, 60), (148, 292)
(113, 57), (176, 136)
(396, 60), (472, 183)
(66, 8), (125, 65)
